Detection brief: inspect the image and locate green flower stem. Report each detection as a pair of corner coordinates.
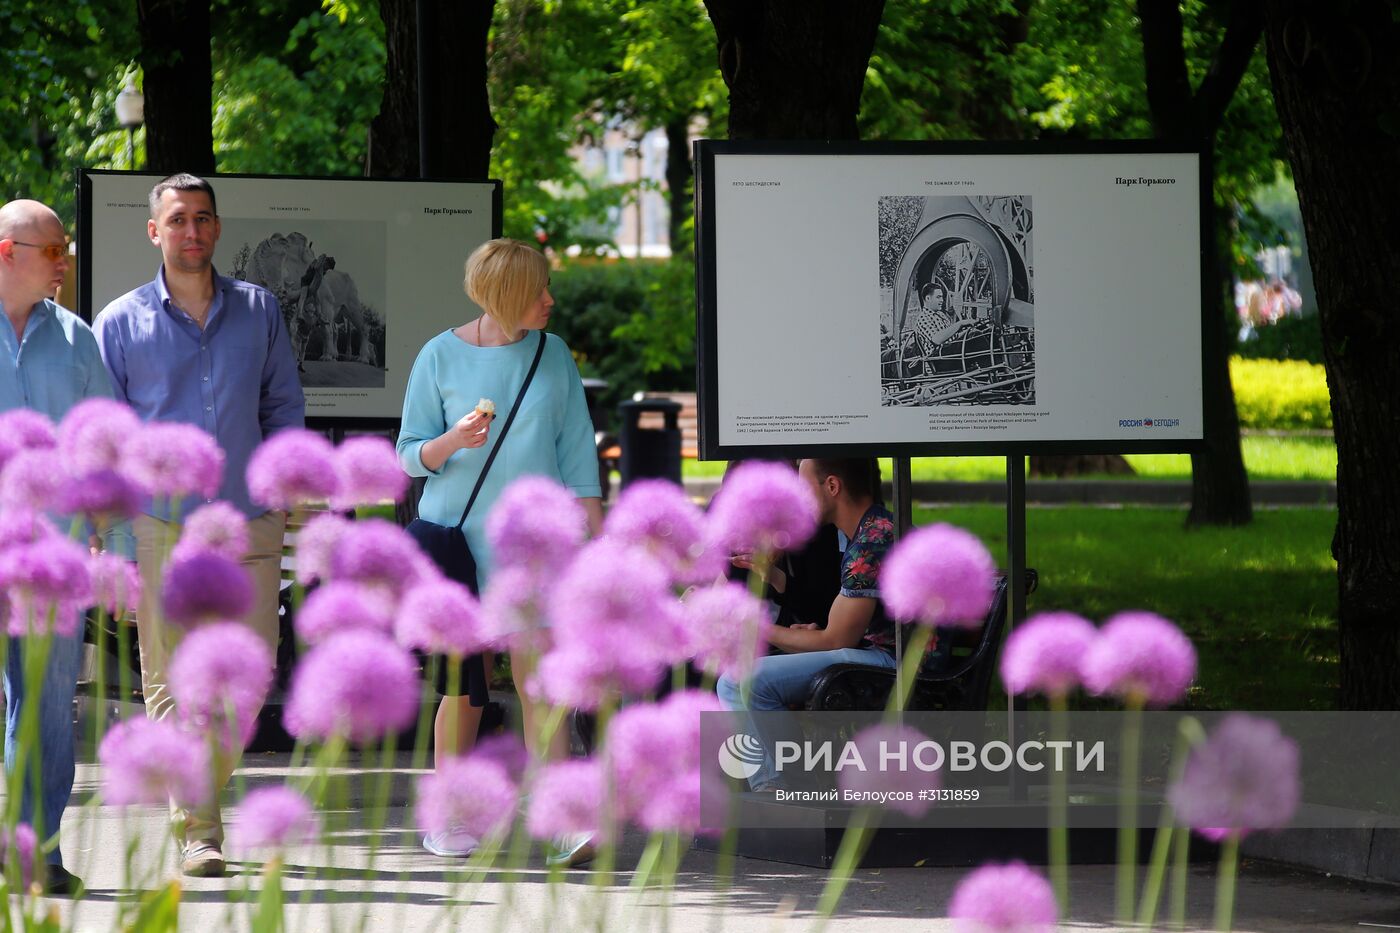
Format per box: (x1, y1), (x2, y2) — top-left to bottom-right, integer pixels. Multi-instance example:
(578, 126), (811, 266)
(116, 610), (134, 724)
(1116, 698), (1144, 924)
(811, 625), (933, 927)
(91, 606), (110, 751)
(814, 805), (875, 925)
(252, 855), (285, 933)
(1139, 716), (1206, 928)
(1049, 692), (1070, 919)
(885, 625), (932, 721)
(1214, 833), (1240, 932)
(1171, 817), (1190, 929)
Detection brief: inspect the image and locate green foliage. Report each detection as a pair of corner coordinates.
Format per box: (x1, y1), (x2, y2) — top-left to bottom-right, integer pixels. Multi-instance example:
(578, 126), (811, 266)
(1230, 356), (1332, 431)
(861, 0), (1034, 140)
(212, 5), (385, 175)
(547, 258), (695, 427)
(1, 0), (138, 224)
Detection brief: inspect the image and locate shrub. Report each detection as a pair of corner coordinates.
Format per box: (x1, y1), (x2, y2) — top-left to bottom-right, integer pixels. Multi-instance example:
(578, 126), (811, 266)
(548, 258), (695, 430)
(1230, 357), (1332, 431)
(1236, 313), (1324, 364)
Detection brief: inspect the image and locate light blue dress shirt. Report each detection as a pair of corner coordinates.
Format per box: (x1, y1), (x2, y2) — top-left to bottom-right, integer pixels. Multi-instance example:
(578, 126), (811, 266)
(397, 329), (601, 587)
(93, 267), (306, 519)
(0, 298), (114, 417)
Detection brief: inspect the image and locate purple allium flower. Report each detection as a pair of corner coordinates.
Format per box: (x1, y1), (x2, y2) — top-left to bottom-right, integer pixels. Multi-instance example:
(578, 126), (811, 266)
(127, 422), (224, 501)
(293, 512), (351, 585)
(837, 723), (939, 818)
(881, 523), (996, 629)
(948, 861), (1058, 933)
(284, 630), (419, 743)
(294, 580), (394, 645)
(161, 550), (254, 628)
(0, 409), (56, 474)
(98, 717), (211, 808)
(395, 579), (488, 658)
(484, 475), (586, 574)
(999, 612), (1097, 698)
(705, 461), (818, 556)
(605, 690), (726, 834)
(415, 754), (518, 840)
(56, 397), (140, 475)
(0, 510), (59, 551)
(0, 535), (92, 637)
(331, 436), (408, 510)
(235, 786), (319, 851)
(172, 502), (250, 562)
(685, 583), (772, 682)
(479, 566), (551, 654)
(605, 480), (723, 584)
(1081, 611), (1197, 707)
(246, 429), (338, 511)
(168, 622), (274, 741)
(327, 518), (438, 604)
(526, 759), (608, 843)
(89, 552), (142, 618)
(0, 448), (63, 513)
(0, 823), (39, 889)
(472, 733), (529, 783)
(533, 540), (679, 709)
(1168, 713), (1301, 842)
(53, 468), (143, 522)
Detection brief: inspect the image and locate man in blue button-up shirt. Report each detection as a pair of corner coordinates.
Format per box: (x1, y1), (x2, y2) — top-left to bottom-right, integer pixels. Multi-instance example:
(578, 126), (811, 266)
(0, 199), (114, 895)
(93, 174), (304, 877)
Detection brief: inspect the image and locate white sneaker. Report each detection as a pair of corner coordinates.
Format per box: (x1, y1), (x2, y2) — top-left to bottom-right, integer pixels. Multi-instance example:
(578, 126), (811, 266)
(545, 832), (596, 868)
(423, 824), (479, 858)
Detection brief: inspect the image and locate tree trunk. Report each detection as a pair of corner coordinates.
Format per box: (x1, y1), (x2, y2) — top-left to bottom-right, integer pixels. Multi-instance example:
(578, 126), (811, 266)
(1263, 1), (1400, 707)
(1188, 186), (1252, 526)
(137, 0), (215, 175)
(1138, 0), (1259, 526)
(367, 0), (419, 178)
(665, 118), (692, 253)
(422, 0), (497, 178)
(704, 0), (886, 140)
(369, 0), (495, 181)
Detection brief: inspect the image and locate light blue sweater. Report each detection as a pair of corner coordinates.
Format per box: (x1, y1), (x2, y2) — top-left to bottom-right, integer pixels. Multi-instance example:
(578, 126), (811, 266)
(397, 329), (600, 586)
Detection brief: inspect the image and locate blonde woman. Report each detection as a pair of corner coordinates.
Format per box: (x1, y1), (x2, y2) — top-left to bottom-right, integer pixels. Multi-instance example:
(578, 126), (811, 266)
(397, 238), (602, 861)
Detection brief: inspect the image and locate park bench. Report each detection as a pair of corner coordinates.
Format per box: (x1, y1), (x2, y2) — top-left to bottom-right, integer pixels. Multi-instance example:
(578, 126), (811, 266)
(803, 569), (1038, 712)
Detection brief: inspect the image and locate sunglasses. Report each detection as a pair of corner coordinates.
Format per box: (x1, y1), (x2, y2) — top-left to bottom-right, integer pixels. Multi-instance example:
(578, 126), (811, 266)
(8, 240), (69, 262)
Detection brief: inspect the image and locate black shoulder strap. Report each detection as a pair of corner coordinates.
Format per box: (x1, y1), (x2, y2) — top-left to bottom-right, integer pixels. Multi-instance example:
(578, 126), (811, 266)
(454, 330), (547, 529)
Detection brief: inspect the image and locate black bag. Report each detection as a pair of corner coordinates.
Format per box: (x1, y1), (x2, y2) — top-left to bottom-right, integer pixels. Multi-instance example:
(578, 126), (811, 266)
(405, 331), (546, 596)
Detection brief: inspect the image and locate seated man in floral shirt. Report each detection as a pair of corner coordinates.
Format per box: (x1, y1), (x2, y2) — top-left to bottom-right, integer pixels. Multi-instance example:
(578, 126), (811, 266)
(717, 457), (896, 790)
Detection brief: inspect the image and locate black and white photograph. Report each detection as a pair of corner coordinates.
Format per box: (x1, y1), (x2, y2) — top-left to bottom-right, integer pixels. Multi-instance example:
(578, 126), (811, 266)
(81, 171), (500, 419)
(222, 218), (388, 388)
(878, 194), (1035, 407)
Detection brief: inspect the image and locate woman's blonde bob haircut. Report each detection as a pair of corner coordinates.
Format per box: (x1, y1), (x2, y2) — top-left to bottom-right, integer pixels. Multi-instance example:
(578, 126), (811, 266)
(464, 238), (550, 334)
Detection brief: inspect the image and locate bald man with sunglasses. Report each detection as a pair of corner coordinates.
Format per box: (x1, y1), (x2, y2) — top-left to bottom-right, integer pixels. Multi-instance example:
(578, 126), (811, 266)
(0, 198), (115, 896)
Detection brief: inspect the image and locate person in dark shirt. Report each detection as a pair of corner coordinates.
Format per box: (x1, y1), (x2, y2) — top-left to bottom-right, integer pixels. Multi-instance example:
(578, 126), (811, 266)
(717, 458), (896, 790)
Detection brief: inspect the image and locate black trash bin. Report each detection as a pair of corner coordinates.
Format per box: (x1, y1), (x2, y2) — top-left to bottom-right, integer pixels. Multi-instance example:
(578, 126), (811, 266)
(618, 397), (682, 489)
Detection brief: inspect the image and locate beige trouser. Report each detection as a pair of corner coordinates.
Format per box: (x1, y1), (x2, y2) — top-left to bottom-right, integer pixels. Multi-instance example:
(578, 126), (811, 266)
(134, 510), (285, 847)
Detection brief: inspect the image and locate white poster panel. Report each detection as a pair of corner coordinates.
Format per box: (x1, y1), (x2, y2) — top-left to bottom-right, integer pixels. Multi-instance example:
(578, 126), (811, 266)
(697, 145), (1204, 455)
(80, 171), (499, 421)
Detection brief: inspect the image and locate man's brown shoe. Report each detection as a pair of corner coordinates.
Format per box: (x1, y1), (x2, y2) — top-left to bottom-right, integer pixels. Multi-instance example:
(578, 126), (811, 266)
(180, 840), (226, 878)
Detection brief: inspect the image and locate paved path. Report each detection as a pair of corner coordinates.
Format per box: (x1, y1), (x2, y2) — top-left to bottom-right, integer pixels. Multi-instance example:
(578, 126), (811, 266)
(32, 752), (1400, 932)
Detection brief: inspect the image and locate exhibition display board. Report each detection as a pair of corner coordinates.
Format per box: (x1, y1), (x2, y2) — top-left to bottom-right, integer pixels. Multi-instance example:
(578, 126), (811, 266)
(80, 171), (501, 423)
(694, 141), (1207, 458)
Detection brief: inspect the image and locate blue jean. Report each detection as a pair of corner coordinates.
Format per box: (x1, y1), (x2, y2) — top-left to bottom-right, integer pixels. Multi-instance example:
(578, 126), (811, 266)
(4, 627), (84, 867)
(716, 647), (896, 790)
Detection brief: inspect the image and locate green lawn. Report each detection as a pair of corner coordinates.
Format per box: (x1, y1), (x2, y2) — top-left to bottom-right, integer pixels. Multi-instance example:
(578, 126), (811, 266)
(909, 504), (1339, 712)
(684, 435), (1338, 483)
